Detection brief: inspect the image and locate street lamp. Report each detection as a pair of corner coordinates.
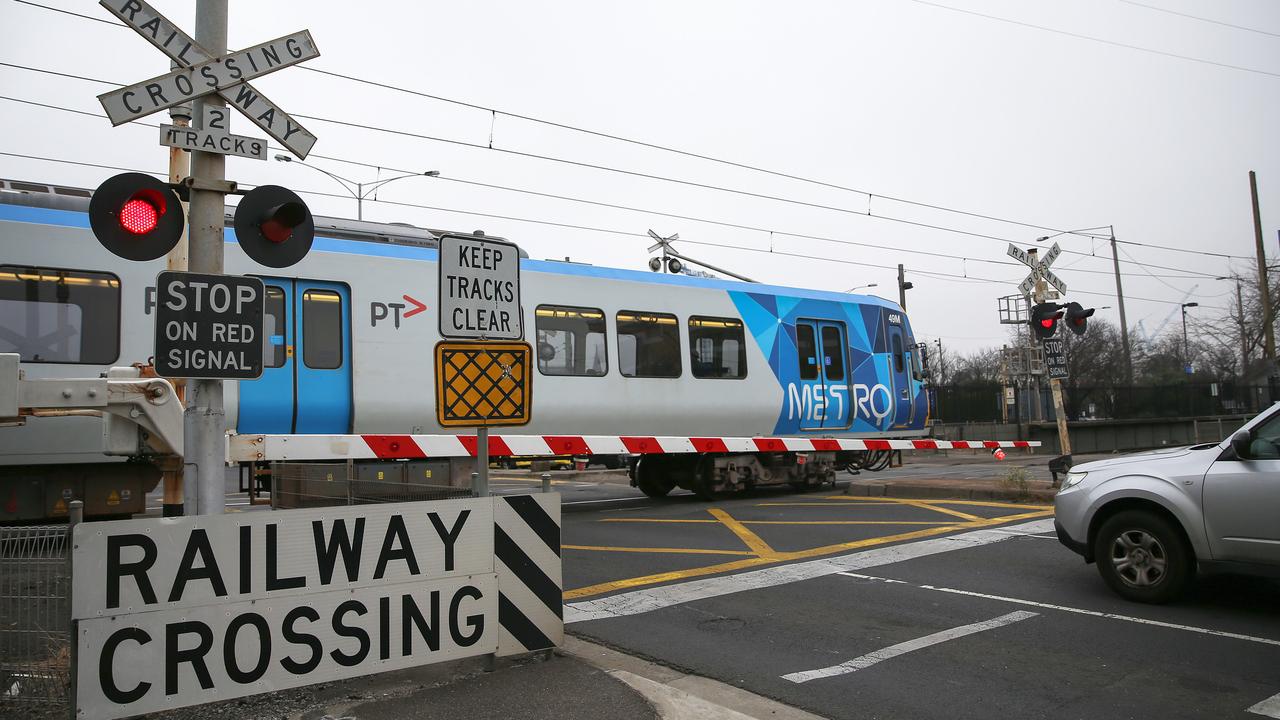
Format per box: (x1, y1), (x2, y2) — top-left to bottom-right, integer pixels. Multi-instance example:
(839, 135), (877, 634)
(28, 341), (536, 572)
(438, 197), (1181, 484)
(1182, 302), (1199, 373)
(844, 283), (878, 293)
(274, 155), (439, 221)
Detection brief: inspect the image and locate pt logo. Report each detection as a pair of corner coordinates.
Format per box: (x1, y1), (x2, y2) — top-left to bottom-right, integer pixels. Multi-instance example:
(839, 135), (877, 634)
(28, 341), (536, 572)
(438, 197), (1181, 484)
(371, 295), (427, 328)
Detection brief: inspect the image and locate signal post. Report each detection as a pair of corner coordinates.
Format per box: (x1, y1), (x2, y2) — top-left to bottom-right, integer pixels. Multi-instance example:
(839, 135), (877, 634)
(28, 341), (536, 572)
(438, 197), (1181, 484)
(90, 0), (321, 515)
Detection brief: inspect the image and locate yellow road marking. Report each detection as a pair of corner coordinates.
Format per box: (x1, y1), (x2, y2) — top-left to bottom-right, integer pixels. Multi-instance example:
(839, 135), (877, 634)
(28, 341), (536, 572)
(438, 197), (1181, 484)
(742, 520), (955, 526)
(894, 500), (984, 522)
(822, 496), (1052, 511)
(563, 544), (755, 556)
(600, 518), (952, 526)
(707, 508), (782, 559)
(563, 509), (1053, 600)
(600, 518), (719, 524)
(756, 502), (889, 507)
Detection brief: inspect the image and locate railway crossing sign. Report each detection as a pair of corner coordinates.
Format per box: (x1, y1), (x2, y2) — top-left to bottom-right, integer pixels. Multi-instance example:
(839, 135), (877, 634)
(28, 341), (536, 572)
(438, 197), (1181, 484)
(1042, 337), (1069, 379)
(159, 107), (267, 161)
(438, 234), (523, 341)
(97, 0), (319, 158)
(435, 341), (532, 427)
(1009, 242), (1067, 297)
(154, 271), (264, 379)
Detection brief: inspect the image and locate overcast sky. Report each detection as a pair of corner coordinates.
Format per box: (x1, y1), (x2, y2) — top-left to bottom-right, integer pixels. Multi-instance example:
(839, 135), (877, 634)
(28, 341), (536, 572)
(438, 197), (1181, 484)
(2, 0), (1278, 354)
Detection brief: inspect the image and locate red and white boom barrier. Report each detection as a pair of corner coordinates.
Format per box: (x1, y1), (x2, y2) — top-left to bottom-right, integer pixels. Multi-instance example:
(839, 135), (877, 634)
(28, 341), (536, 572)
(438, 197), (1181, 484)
(228, 433), (1038, 463)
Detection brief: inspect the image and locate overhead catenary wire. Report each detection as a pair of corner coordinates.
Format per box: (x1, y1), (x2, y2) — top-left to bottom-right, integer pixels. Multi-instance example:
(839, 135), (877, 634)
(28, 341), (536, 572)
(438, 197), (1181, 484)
(1118, 0), (1280, 39)
(0, 90), (1226, 283)
(0, 0), (1253, 263)
(0, 147), (1227, 312)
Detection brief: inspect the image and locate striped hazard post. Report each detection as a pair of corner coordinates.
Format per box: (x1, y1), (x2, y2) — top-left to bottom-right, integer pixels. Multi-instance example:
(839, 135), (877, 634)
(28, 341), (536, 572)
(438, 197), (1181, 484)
(494, 493), (564, 656)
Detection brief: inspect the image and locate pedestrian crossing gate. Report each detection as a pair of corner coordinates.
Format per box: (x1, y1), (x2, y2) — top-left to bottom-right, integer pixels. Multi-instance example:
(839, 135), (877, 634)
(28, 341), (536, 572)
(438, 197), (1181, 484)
(71, 494), (562, 720)
(435, 341), (532, 427)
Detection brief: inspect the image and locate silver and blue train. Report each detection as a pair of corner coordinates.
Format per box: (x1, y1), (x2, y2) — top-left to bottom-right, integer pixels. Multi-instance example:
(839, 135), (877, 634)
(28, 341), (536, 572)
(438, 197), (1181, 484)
(0, 180), (929, 516)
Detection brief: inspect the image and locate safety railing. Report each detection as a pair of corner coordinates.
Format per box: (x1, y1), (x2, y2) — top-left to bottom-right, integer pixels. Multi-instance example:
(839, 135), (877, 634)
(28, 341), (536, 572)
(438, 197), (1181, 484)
(0, 525), (71, 710)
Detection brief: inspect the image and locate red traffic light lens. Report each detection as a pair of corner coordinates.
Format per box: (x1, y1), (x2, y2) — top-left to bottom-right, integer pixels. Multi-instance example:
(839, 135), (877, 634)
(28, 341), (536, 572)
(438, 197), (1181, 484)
(1040, 319), (1055, 329)
(119, 197), (159, 235)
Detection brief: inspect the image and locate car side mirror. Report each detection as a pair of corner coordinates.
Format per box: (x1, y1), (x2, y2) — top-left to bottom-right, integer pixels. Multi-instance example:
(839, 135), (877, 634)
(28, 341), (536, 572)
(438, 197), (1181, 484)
(1230, 430), (1252, 459)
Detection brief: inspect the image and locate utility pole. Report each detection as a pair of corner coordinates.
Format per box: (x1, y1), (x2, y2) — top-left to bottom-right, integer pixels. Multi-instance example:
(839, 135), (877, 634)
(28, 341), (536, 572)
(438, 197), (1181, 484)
(1109, 227), (1133, 386)
(163, 73), (190, 518)
(897, 264), (912, 310)
(1238, 280), (1248, 378)
(184, 0), (229, 516)
(1251, 171), (1274, 360)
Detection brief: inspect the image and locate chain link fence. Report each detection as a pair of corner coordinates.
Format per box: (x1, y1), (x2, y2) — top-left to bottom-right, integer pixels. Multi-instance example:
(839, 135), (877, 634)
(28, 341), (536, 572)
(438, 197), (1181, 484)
(0, 525), (70, 712)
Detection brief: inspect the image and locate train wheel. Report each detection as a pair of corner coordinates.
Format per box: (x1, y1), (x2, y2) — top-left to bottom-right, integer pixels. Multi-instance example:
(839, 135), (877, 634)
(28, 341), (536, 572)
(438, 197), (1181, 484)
(634, 457), (674, 498)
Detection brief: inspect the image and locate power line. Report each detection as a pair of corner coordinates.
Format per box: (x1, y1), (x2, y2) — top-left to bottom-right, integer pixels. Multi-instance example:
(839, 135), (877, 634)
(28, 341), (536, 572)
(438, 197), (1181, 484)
(1119, 0), (1280, 39)
(3, 0), (1251, 263)
(905, 0), (1280, 79)
(0, 147), (1226, 311)
(0, 89), (1226, 283)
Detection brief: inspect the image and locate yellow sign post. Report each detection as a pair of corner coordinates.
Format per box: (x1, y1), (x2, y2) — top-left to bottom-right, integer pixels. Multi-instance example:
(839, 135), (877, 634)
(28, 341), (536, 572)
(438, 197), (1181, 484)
(435, 341), (532, 427)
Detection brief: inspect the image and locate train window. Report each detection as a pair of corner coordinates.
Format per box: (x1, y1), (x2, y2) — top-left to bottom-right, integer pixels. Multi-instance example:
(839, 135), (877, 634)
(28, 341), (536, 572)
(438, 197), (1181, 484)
(535, 305), (607, 376)
(797, 324), (819, 380)
(617, 311), (680, 378)
(0, 265), (120, 364)
(821, 325), (845, 381)
(891, 334), (905, 373)
(302, 289), (342, 369)
(263, 286), (287, 368)
(689, 316), (747, 379)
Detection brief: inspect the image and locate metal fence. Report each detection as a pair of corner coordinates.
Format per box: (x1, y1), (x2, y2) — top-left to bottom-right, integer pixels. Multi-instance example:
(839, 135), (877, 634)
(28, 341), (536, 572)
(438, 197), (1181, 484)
(935, 383), (1275, 423)
(271, 460), (474, 510)
(0, 525), (70, 711)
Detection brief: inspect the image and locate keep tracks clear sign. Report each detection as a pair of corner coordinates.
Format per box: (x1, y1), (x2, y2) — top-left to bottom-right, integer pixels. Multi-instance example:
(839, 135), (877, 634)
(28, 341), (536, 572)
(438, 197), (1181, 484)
(72, 498), (539, 719)
(437, 233), (523, 340)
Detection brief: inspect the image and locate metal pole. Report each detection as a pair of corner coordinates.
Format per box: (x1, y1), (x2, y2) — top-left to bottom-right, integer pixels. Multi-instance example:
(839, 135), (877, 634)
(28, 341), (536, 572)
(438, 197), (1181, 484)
(67, 499), (83, 720)
(1182, 306), (1189, 367)
(897, 264), (907, 309)
(1110, 229), (1133, 386)
(1238, 281), (1249, 377)
(185, 0), (228, 516)
(541, 472), (552, 493)
(163, 67), (191, 519)
(1250, 171), (1274, 360)
(474, 427), (489, 496)
(356, 181), (363, 221)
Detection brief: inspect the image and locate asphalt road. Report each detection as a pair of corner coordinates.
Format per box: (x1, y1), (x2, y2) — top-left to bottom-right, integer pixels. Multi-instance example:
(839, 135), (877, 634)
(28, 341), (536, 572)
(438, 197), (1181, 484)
(558, 489), (1280, 720)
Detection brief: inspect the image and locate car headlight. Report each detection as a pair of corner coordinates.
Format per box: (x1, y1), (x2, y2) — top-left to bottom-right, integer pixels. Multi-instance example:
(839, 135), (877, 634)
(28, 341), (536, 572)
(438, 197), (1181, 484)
(1059, 471), (1087, 490)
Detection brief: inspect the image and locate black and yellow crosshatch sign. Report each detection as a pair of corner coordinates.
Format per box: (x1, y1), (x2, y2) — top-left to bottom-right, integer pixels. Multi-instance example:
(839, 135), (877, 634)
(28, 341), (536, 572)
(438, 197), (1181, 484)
(435, 341), (532, 427)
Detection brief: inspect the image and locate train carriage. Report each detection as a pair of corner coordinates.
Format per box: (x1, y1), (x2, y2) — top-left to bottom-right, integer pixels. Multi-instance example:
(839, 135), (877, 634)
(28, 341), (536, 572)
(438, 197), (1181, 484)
(0, 180), (929, 517)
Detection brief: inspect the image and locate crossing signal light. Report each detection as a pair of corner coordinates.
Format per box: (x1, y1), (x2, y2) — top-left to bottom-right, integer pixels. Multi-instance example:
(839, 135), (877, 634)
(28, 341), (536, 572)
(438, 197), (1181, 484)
(234, 185), (314, 268)
(89, 173), (185, 261)
(1064, 302), (1094, 336)
(1031, 302), (1064, 340)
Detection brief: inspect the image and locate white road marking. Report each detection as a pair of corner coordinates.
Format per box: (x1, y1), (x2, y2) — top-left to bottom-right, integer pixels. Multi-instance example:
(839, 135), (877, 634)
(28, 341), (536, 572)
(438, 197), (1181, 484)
(781, 611), (1038, 683)
(564, 518), (1054, 623)
(1249, 692), (1280, 718)
(988, 529), (1056, 539)
(834, 573), (1280, 648)
(837, 572), (908, 584)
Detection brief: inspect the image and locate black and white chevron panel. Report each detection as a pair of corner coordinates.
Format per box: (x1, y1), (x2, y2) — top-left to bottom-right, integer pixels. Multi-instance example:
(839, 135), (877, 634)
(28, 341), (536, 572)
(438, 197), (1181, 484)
(494, 493), (563, 656)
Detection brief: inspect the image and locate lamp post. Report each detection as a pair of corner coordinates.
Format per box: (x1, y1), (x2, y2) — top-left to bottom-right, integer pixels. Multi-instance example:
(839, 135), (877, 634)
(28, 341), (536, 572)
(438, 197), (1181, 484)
(1182, 302), (1199, 373)
(274, 155), (439, 221)
(844, 283), (878, 293)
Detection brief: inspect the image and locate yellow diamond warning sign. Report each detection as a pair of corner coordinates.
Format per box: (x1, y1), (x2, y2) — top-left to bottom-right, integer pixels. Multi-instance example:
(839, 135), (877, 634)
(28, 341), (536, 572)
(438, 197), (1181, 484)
(435, 341), (532, 427)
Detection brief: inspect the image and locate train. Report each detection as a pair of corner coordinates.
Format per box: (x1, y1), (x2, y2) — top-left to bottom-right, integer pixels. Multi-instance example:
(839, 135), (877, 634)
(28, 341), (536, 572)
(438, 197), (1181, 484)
(0, 178), (930, 519)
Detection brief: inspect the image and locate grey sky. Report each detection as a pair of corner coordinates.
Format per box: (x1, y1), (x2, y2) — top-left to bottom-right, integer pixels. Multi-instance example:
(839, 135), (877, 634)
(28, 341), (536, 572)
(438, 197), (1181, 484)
(2, 0), (1278, 354)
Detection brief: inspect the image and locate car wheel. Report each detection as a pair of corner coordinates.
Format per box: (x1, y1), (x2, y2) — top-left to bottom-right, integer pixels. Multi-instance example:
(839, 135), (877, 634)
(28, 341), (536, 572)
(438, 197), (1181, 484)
(1093, 510), (1192, 604)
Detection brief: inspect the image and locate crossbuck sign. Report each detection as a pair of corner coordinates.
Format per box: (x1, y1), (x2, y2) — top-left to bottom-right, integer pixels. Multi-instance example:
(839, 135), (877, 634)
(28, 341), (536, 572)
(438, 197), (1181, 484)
(97, 0), (319, 158)
(1008, 242), (1067, 298)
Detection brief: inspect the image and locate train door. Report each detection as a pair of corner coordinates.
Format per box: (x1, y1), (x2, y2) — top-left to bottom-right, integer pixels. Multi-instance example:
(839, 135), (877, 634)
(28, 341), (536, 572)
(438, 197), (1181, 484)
(795, 320), (851, 430)
(237, 279), (352, 434)
(885, 321), (914, 429)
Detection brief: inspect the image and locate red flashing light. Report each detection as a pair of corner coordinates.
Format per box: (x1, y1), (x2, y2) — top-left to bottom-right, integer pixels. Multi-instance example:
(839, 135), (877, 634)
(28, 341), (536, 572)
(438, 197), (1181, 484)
(1039, 318), (1055, 329)
(119, 198), (160, 235)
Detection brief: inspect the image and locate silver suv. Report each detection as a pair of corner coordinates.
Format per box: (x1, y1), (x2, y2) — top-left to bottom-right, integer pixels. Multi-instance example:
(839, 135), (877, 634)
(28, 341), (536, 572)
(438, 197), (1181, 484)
(1055, 404), (1280, 603)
